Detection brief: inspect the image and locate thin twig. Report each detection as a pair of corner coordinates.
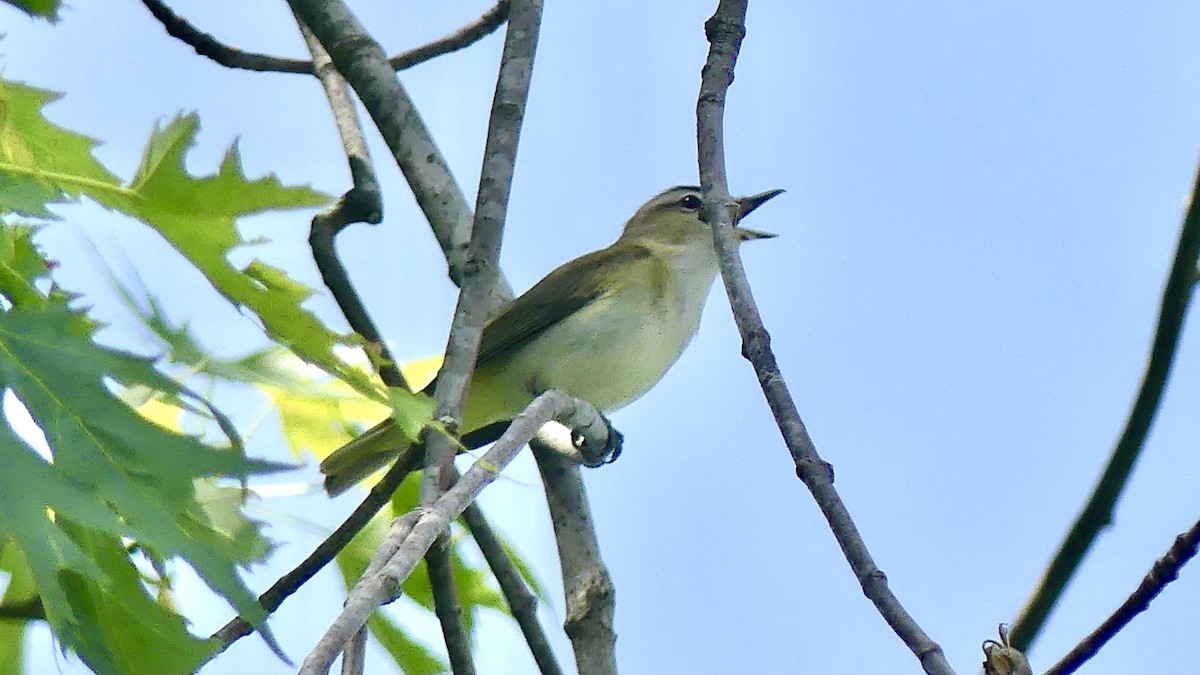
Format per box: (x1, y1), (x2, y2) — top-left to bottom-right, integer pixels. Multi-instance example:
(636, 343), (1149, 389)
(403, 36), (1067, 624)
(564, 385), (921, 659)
(206, 450), (423, 652)
(694, 2), (953, 673)
(425, 537), (476, 675)
(531, 443), (616, 675)
(140, 0), (509, 76)
(1009, 159), (1200, 653)
(461, 501), (565, 675)
(386, 2), (510, 72)
(294, 12), (380, 223)
(1043, 517), (1200, 675)
(287, 0), (513, 303)
(299, 392), (605, 674)
(339, 628), (367, 675)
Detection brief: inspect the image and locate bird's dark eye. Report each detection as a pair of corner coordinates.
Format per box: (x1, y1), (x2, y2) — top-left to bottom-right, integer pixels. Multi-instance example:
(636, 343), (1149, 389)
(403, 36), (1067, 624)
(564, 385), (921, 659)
(679, 194), (702, 211)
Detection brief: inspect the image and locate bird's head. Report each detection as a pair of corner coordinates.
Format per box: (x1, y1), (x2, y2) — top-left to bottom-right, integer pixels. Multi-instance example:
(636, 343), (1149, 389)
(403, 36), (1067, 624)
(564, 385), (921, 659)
(618, 185), (782, 246)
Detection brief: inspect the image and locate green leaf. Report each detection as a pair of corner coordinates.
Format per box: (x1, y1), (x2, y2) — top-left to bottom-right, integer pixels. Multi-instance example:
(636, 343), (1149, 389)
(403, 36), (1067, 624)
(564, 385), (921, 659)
(193, 480), (276, 566)
(58, 525), (217, 675)
(0, 539), (38, 674)
(0, 80), (382, 411)
(0, 221), (55, 310)
(388, 386), (439, 442)
(0, 305), (287, 646)
(0, 79), (118, 216)
(85, 114), (388, 403)
(0, 423), (128, 639)
(0, 222), (288, 663)
(365, 612), (445, 675)
(0, 427), (214, 675)
(1, 0), (61, 21)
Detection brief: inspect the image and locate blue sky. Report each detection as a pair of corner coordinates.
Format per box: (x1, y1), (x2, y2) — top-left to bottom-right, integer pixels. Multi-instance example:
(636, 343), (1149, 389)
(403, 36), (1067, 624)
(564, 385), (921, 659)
(5, 2), (1200, 673)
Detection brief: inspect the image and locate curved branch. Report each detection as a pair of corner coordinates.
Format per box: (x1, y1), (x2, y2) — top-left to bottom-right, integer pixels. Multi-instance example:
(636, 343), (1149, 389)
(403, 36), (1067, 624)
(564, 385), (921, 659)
(1009, 160), (1200, 652)
(290, 10), (410, 394)
(695, 2), (952, 673)
(140, 0), (509, 76)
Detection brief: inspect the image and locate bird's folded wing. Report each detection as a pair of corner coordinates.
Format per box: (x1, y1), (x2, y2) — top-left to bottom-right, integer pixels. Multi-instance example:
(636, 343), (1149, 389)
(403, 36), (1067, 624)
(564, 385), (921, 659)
(473, 243), (655, 369)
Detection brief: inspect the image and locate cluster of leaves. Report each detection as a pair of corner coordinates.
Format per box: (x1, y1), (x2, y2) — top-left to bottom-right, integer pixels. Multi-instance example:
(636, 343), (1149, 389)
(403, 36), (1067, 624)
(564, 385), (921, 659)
(0, 74), (326, 672)
(0, 74), (527, 675)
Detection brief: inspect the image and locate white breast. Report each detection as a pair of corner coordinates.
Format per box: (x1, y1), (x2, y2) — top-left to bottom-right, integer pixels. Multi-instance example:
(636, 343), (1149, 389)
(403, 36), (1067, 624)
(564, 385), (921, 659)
(518, 242), (720, 413)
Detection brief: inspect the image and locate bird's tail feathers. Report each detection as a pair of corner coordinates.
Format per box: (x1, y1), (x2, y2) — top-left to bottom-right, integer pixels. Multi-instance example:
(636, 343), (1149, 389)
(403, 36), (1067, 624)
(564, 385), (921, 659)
(320, 418), (416, 496)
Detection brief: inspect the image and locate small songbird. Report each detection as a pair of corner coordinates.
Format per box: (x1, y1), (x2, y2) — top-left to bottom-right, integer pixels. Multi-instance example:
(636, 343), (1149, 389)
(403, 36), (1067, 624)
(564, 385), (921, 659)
(321, 185), (781, 495)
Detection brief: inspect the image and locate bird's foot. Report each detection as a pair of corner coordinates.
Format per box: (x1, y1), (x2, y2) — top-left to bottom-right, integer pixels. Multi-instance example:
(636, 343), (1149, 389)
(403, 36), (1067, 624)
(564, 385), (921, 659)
(572, 413), (623, 467)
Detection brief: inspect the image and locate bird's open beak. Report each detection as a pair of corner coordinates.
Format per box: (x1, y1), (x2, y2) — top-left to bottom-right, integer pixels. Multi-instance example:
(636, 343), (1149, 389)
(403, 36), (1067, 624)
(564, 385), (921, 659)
(735, 188), (783, 240)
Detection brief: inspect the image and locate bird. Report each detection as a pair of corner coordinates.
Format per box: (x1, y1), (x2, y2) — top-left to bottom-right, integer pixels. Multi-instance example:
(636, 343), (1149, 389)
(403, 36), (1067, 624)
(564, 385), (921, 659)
(320, 185), (781, 496)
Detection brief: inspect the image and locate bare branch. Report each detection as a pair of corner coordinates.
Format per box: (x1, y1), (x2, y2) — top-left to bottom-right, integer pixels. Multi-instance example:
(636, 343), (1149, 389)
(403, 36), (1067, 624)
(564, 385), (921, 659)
(139, 0), (509, 76)
(414, 2), (543, 668)
(695, 2), (952, 673)
(299, 391), (605, 674)
(386, 2), (511, 72)
(286, 0), (513, 301)
(461, 501), (565, 675)
(289, 11), (413, 395)
(420, 0), (542, 496)
(1043, 517), (1200, 675)
(1009, 158), (1200, 652)
(532, 444), (616, 675)
(425, 536), (476, 675)
(139, 0), (311, 73)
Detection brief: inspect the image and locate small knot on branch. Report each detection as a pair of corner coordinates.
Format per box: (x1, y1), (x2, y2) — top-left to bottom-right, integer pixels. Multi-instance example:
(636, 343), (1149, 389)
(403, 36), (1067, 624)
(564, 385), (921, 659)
(563, 580), (615, 638)
(704, 14), (747, 46)
(795, 457), (834, 484)
(740, 326), (772, 360)
(857, 567), (888, 591)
